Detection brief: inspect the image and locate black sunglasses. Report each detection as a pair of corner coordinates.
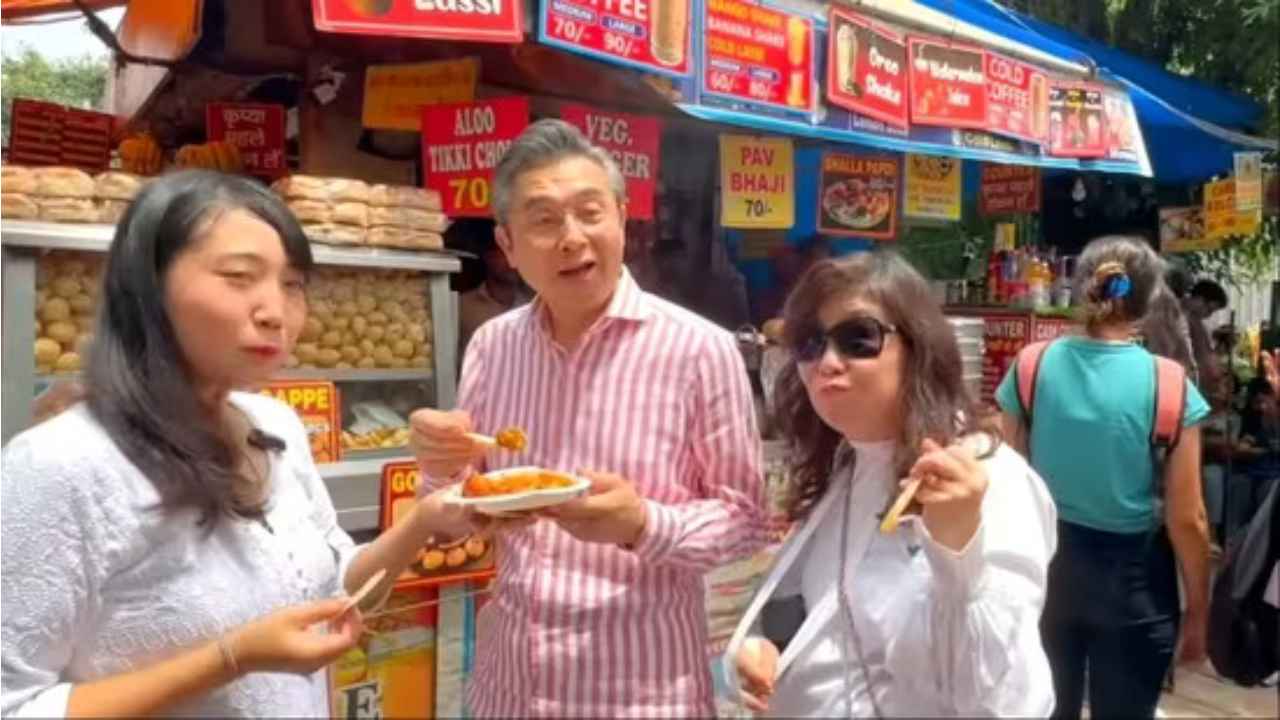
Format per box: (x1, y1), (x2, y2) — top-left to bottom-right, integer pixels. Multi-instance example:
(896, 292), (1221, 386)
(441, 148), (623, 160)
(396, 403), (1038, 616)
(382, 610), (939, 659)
(794, 316), (898, 363)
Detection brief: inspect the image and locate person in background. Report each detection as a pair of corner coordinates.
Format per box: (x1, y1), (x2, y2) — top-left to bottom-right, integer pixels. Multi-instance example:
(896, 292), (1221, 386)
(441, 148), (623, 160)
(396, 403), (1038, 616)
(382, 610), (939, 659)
(2, 171), (472, 717)
(1143, 284), (1199, 383)
(448, 218), (532, 354)
(1237, 376), (1280, 517)
(1202, 372), (1245, 542)
(408, 120), (768, 716)
(1184, 278), (1230, 388)
(729, 251), (1057, 717)
(998, 235), (1212, 720)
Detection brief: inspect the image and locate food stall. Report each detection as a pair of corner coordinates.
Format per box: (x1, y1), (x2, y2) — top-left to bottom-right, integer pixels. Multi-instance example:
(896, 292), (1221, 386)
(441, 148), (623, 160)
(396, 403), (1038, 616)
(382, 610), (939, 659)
(1, 0), (1225, 716)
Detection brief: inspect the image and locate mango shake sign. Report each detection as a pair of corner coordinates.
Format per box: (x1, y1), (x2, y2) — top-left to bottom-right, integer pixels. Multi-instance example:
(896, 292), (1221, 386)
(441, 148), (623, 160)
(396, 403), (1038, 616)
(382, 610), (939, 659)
(312, 0), (523, 43)
(422, 97), (530, 217)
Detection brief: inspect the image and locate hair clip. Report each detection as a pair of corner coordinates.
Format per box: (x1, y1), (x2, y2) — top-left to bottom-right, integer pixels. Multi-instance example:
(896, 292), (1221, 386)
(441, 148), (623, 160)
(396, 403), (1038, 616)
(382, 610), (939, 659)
(1107, 274), (1132, 299)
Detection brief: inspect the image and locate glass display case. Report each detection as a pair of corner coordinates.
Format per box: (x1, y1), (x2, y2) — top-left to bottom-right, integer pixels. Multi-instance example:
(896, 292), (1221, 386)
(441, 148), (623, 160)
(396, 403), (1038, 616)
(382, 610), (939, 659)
(1, 220), (461, 532)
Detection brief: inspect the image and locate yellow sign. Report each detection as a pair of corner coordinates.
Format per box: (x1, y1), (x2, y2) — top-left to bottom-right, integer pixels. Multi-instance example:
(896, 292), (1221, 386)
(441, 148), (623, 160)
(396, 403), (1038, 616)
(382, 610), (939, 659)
(1235, 151), (1263, 212)
(720, 135), (795, 229)
(1204, 179), (1261, 243)
(904, 154), (962, 221)
(363, 58), (479, 131)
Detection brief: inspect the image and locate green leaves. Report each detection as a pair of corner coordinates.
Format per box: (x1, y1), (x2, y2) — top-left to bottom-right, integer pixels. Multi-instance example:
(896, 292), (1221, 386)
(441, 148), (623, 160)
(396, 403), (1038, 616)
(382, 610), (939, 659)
(1, 45), (108, 145)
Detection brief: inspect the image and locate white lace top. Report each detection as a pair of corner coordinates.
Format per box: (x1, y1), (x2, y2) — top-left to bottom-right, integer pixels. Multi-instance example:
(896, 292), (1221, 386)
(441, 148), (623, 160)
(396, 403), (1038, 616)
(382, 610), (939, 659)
(1, 392), (360, 718)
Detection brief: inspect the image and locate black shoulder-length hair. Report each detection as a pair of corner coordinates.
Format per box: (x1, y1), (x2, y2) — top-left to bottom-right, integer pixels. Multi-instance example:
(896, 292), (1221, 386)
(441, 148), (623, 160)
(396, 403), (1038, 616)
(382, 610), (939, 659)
(86, 170), (313, 527)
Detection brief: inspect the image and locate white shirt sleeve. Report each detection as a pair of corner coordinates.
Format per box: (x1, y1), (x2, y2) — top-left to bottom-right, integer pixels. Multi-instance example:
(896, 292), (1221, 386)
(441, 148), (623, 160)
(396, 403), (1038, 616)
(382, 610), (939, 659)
(886, 446), (1059, 717)
(1, 429), (114, 718)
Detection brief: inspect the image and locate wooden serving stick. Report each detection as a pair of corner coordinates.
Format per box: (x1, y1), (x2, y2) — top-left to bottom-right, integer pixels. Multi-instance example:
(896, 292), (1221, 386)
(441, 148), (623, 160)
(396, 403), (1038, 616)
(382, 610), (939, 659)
(879, 475), (925, 534)
(336, 568), (388, 618)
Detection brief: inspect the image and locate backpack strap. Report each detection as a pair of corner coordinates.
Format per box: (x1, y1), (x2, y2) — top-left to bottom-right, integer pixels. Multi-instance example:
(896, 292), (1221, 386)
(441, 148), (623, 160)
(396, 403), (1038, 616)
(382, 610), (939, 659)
(1151, 356), (1187, 450)
(1014, 340), (1054, 428)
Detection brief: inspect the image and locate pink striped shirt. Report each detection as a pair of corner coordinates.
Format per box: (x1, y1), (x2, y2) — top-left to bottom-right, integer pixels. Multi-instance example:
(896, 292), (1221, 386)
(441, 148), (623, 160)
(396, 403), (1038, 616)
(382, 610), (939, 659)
(432, 269), (767, 717)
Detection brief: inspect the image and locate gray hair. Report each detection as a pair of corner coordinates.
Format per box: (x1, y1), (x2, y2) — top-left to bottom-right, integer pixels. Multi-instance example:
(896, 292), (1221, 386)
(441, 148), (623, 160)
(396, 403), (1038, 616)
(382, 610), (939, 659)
(491, 119), (627, 225)
(1073, 234), (1166, 329)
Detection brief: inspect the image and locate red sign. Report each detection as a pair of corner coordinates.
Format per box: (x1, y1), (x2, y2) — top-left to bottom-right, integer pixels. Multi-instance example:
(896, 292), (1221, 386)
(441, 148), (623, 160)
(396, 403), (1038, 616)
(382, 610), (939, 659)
(422, 97), (530, 217)
(1048, 82), (1107, 158)
(703, 0), (815, 113)
(561, 104), (661, 220)
(1032, 316), (1079, 342)
(826, 8), (908, 129)
(379, 460), (496, 588)
(541, 0), (691, 78)
(260, 381), (341, 464)
(816, 152), (899, 240)
(980, 164), (1041, 216)
(984, 52), (1048, 143)
(980, 312), (1031, 405)
(908, 37), (986, 129)
(206, 103), (286, 179)
(7, 99), (113, 172)
(311, 0), (522, 43)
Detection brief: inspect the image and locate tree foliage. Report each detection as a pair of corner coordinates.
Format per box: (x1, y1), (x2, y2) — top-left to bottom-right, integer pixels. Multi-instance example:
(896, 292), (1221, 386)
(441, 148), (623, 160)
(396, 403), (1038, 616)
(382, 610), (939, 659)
(1000, 0), (1280, 137)
(1, 45), (109, 145)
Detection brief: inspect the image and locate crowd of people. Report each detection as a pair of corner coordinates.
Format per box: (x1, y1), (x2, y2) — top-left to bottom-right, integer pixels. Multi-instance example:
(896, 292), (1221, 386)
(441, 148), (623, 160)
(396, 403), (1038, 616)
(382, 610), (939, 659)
(2, 120), (1276, 718)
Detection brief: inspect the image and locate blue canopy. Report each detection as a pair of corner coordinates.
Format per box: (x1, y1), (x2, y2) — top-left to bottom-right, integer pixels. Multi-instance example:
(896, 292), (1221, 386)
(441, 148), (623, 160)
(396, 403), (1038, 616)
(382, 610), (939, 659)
(920, 0), (1274, 183)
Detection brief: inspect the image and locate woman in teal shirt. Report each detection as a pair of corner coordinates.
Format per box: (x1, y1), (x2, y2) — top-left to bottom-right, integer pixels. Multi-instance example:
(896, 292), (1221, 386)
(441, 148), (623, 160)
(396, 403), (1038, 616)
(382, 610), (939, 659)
(997, 236), (1212, 719)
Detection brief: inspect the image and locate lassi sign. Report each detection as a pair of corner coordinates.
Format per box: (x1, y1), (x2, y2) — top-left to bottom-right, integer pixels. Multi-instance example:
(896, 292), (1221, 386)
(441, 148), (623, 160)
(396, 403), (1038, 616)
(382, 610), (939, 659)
(311, 0), (523, 44)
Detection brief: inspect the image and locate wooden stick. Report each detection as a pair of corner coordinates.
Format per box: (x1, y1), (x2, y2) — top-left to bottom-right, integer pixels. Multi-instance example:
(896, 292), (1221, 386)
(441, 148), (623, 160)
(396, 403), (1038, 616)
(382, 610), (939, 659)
(879, 476), (924, 534)
(338, 568), (388, 617)
(465, 432), (499, 448)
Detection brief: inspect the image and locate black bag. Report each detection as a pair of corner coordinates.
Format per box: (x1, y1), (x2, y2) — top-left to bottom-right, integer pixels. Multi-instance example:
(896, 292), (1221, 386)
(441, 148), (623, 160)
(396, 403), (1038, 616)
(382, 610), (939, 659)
(1208, 479), (1279, 686)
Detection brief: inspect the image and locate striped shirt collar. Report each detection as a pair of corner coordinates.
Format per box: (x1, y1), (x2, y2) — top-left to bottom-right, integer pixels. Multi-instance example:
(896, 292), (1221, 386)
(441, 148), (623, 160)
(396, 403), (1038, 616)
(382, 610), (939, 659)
(527, 266), (653, 339)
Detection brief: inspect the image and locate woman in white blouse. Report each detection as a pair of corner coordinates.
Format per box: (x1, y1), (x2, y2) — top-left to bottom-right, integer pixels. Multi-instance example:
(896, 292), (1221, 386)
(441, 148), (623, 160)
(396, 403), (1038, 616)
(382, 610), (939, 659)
(1, 171), (471, 717)
(728, 251), (1058, 717)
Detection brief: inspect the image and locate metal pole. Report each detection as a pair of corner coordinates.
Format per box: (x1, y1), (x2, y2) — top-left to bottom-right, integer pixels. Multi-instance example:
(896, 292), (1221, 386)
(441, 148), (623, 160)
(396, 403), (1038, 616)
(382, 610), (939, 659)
(1222, 310), (1236, 543)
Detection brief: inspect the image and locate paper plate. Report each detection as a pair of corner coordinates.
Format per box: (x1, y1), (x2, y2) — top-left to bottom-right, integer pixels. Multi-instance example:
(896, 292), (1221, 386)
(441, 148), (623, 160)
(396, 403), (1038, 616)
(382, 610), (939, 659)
(444, 467), (590, 516)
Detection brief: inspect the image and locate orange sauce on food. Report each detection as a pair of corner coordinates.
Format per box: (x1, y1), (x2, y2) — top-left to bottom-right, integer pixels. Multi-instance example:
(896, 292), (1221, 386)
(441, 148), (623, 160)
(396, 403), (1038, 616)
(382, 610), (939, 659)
(462, 470), (575, 498)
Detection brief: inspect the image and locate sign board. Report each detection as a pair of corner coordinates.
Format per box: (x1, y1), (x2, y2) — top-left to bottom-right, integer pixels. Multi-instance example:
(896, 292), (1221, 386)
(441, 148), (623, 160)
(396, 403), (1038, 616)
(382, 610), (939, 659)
(260, 381), (341, 463)
(826, 8), (908, 129)
(379, 460), (497, 587)
(362, 58), (479, 131)
(719, 135), (794, 229)
(907, 37), (986, 129)
(904, 153), (961, 221)
(979, 164), (1040, 215)
(1235, 151), (1263, 213)
(1158, 206), (1214, 253)
(206, 102), (287, 179)
(561, 104), (662, 220)
(984, 51), (1048, 143)
(1048, 82), (1106, 158)
(422, 97), (530, 217)
(7, 98), (113, 173)
(539, 0), (692, 78)
(702, 0), (815, 114)
(1204, 178), (1261, 243)
(816, 151), (900, 239)
(312, 0), (523, 43)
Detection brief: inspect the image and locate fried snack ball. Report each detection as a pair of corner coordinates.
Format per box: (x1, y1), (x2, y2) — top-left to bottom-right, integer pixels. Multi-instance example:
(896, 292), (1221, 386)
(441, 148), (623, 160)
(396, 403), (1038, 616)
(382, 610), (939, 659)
(340, 346), (362, 363)
(392, 339), (415, 359)
(295, 342), (319, 364)
(356, 356), (377, 369)
(46, 321), (78, 346)
(364, 325), (386, 343)
(357, 295), (378, 314)
(35, 338), (61, 365)
(41, 297), (72, 323)
(327, 316), (351, 332)
(74, 316), (94, 334)
(52, 276), (82, 299)
(55, 352), (81, 373)
(316, 348), (342, 367)
(351, 316), (368, 337)
(320, 331), (343, 349)
(336, 301), (359, 318)
(69, 293), (93, 315)
(300, 317), (324, 341)
(421, 550), (446, 571)
(372, 345), (395, 367)
(445, 547), (468, 568)
(464, 537), (486, 559)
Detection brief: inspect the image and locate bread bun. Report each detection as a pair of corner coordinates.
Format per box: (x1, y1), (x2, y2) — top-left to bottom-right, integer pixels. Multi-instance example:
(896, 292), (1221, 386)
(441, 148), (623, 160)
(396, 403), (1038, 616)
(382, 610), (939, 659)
(366, 227), (444, 250)
(97, 200), (130, 225)
(1, 193), (39, 219)
(368, 206), (449, 232)
(273, 175), (370, 204)
(367, 184), (443, 210)
(93, 172), (145, 201)
(37, 197), (98, 223)
(301, 223), (365, 246)
(2, 165), (37, 194)
(33, 167), (95, 198)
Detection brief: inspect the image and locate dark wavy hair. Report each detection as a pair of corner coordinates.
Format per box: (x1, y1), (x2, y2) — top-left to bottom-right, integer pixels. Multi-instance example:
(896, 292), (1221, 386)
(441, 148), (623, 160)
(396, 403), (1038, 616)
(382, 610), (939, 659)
(1073, 235), (1164, 332)
(775, 250), (996, 522)
(85, 170), (313, 527)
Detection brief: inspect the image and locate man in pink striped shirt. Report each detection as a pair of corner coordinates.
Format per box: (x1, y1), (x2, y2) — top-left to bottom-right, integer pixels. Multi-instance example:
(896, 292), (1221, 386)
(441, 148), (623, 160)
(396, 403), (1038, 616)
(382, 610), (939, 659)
(410, 120), (767, 717)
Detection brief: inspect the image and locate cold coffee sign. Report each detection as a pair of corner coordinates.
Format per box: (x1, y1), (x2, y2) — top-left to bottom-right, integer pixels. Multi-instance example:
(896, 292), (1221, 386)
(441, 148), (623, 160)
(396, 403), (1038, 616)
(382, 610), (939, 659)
(908, 37), (986, 129)
(539, 0), (691, 77)
(984, 52), (1048, 143)
(826, 8), (907, 129)
(702, 0), (815, 114)
(312, 0), (522, 42)
(561, 104), (662, 220)
(422, 97), (530, 217)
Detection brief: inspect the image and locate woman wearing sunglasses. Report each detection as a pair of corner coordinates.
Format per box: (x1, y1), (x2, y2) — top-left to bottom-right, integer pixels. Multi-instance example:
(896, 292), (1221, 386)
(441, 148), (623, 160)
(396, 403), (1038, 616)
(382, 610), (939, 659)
(726, 251), (1057, 717)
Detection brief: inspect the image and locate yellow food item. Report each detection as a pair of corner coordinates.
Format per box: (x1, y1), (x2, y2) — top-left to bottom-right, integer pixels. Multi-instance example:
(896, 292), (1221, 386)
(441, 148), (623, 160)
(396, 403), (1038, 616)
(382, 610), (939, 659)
(445, 547), (468, 568)
(175, 141), (243, 173)
(52, 277), (81, 298)
(464, 537), (486, 559)
(320, 331), (342, 349)
(340, 346), (362, 363)
(118, 134), (163, 176)
(392, 339), (415, 359)
(421, 549), (445, 571)
(41, 297), (71, 323)
(316, 348), (341, 367)
(69, 293), (93, 314)
(34, 338), (61, 364)
(46, 321), (78, 346)
(55, 352), (81, 373)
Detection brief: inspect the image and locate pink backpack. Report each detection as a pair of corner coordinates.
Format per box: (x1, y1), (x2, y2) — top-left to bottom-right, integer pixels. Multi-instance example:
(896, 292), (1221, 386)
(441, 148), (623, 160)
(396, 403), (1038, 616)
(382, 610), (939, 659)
(1014, 339), (1187, 454)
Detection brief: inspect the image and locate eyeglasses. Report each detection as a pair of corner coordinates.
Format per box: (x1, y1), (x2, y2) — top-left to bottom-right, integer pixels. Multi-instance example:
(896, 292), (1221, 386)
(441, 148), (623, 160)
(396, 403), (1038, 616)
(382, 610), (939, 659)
(794, 315), (898, 364)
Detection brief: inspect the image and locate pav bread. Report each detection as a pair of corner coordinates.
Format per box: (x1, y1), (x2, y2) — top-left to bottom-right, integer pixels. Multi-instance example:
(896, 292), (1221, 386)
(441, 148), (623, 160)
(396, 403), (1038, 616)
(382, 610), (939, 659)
(367, 184), (443, 210)
(37, 197), (98, 223)
(2, 165), (37, 194)
(33, 167), (95, 198)
(367, 227), (444, 250)
(2, 192), (39, 219)
(368, 206), (449, 232)
(93, 172), (145, 201)
(273, 175), (370, 204)
(302, 223), (365, 246)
